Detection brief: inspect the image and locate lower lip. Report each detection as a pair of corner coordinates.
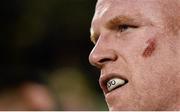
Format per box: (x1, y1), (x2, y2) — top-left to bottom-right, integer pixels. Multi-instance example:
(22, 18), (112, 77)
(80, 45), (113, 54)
(105, 83), (128, 99)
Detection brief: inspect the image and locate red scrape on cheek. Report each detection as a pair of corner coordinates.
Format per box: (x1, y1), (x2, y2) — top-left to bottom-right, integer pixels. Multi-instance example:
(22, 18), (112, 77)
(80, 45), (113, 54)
(142, 38), (157, 58)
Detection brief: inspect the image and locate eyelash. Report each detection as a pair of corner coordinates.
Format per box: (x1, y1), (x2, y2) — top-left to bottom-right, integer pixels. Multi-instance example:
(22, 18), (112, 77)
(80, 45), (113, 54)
(117, 24), (138, 32)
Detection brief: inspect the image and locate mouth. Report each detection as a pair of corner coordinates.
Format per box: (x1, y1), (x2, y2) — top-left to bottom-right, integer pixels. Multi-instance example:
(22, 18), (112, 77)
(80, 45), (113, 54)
(99, 74), (128, 94)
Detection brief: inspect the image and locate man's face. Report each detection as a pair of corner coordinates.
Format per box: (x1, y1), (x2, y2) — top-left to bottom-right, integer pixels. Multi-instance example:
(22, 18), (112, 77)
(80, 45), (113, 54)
(89, 0), (180, 110)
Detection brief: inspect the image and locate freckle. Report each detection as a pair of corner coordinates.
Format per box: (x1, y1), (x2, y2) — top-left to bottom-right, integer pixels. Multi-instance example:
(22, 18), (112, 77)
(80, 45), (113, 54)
(142, 38), (157, 58)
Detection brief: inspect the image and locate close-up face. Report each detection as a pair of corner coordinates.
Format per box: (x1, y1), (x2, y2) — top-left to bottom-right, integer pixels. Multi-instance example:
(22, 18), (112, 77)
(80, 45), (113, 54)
(89, 0), (180, 110)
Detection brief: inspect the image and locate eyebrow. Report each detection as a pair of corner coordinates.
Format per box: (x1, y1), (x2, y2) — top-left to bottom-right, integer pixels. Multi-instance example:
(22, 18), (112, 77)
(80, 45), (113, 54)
(105, 16), (136, 29)
(90, 28), (99, 44)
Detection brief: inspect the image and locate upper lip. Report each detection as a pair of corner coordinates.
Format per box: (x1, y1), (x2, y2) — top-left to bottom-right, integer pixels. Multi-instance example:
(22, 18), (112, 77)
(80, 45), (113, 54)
(99, 73), (128, 94)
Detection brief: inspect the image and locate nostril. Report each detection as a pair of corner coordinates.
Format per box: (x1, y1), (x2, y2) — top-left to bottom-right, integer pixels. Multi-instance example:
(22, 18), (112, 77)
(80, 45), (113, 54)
(99, 58), (112, 64)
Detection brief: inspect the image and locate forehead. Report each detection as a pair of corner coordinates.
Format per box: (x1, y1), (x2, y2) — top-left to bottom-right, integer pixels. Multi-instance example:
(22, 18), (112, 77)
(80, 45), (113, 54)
(91, 0), (178, 28)
(95, 0), (171, 16)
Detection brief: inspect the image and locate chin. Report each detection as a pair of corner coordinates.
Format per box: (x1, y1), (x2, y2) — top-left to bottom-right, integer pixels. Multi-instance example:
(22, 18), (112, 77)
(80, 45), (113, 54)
(107, 103), (132, 111)
(109, 106), (140, 111)
(108, 103), (162, 111)
(107, 102), (145, 111)
(108, 106), (130, 111)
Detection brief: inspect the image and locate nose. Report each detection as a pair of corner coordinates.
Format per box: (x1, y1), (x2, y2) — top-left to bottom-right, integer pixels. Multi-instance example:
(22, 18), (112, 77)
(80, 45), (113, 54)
(89, 44), (117, 68)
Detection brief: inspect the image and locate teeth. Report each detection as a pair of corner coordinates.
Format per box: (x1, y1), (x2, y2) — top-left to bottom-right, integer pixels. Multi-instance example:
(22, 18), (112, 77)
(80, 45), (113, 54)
(107, 78), (126, 92)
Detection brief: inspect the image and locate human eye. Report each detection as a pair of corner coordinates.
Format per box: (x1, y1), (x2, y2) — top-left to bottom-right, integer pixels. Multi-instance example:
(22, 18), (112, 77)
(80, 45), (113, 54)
(117, 24), (138, 32)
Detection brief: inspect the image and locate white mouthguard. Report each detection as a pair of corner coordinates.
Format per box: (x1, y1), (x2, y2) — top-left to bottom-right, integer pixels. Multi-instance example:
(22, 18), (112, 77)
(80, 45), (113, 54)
(107, 78), (126, 92)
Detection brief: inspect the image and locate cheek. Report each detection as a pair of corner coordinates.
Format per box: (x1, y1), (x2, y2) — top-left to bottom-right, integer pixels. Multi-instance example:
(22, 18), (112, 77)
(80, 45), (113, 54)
(142, 38), (157, 58)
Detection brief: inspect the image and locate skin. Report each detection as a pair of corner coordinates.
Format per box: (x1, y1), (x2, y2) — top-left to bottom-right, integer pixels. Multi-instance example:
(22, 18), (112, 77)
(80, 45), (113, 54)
(89, 0), (180, 110)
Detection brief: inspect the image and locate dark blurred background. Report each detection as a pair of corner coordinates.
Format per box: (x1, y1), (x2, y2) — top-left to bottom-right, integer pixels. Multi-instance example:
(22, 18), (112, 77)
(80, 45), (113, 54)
(0, 0), (107, 110)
